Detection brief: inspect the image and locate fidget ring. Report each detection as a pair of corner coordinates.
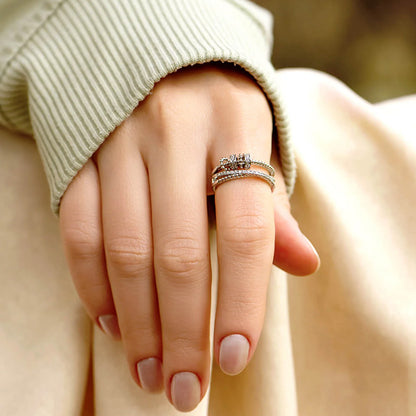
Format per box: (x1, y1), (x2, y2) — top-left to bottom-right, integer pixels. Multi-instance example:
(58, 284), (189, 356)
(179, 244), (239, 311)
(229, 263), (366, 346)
(211, 153), (275, 191)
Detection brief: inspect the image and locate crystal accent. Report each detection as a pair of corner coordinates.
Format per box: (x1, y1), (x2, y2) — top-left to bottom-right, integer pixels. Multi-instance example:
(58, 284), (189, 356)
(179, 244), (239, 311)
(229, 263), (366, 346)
(219, 153), (252, 171)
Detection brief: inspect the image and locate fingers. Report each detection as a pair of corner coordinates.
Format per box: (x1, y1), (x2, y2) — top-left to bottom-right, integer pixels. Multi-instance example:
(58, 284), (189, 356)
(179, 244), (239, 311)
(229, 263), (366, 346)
(59, 159), (120, 338)
(96, 135), (164, 393)
(58, 63), (322, 416)
(273, 203), (321, 275)
(212, 153), (275, 376)
(148, 144), (212, 412)
(271, 148), (321, 275)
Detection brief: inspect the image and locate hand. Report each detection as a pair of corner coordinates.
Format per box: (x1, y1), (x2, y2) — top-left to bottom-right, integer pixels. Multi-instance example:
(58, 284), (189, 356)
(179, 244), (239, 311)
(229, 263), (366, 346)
(59, 62), (319, 412)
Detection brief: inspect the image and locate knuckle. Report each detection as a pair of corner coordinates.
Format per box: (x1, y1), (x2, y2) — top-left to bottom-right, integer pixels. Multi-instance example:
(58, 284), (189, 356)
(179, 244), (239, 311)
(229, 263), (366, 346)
(75, 279), (107, 301)
(105, 236), (152, 277)
(147, 89), (202, 147)
(222, 211), (273, 256)
(62, 224), (102, 260)
(156, 235), (207, 280)
(225, 84), (263, 105)
(213, 90), (273, 139)
(123, 322), (157, 344)
(213, 78), (268, 110)
(146, 86), (183, 129)
(164, 332), (207, 355)
(225, 294), (264, 319)
(151, 92), (178, 122)
(75, 286), (112, 318)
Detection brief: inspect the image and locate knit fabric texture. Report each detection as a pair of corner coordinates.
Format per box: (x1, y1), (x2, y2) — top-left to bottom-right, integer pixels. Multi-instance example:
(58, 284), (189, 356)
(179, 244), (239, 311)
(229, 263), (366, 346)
(0, 0), (296, 215)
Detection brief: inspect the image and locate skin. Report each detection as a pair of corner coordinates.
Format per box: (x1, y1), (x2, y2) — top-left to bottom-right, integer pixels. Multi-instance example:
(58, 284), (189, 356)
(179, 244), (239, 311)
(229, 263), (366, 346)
(59, 62), (320, 412)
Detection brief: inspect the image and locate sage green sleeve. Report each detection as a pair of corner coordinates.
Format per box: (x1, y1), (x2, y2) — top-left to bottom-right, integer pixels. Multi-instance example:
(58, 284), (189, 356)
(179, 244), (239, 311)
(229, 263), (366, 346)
(0, 0), (296, 215)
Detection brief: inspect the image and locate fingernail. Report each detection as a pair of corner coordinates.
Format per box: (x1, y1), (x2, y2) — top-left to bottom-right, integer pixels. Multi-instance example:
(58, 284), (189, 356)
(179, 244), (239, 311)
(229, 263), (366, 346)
(98, 314), (121, 339)
(171, 372), (201, 412)
(137, 357), (164, 393)
(303, 236), (321, 272)
(219, 334), (250, 376)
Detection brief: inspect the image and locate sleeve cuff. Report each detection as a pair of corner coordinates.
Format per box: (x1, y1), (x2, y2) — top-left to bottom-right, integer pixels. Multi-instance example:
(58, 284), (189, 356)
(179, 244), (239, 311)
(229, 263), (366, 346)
(0, 0), (296, 214)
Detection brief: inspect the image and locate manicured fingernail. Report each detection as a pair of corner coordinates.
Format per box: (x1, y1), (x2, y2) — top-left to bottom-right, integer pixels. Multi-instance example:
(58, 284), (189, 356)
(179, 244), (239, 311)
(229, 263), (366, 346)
(171, 372), (201, 412)
(303, 236), (321, 272)
(137, 357), (164, 393)
(219, 334), (250, 375)
(98, 314), (121, 339)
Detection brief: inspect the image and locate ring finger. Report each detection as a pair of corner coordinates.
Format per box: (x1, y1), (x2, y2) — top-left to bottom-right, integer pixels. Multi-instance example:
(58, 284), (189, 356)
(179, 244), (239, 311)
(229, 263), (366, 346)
(97, 134), (163, 393)
(212, 146), (275, 376)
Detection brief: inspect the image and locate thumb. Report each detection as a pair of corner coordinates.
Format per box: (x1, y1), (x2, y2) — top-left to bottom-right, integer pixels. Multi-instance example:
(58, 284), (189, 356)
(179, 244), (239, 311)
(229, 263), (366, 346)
(270, 149), (320, 275)
(273, 201), (320, 276)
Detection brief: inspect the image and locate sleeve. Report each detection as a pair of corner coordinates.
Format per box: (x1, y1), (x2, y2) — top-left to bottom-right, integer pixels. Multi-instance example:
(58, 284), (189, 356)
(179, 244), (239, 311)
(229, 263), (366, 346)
(0, 0), (296, 215)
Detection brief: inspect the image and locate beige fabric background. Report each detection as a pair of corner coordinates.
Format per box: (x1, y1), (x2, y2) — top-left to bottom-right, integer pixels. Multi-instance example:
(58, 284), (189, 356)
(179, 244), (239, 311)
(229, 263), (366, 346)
(0, 69), (415, 415)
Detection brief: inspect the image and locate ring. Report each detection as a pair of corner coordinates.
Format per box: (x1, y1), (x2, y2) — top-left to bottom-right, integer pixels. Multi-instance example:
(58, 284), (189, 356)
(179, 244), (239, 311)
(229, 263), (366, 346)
(211, 153), (275, 176)
(211, 153), (275, 191)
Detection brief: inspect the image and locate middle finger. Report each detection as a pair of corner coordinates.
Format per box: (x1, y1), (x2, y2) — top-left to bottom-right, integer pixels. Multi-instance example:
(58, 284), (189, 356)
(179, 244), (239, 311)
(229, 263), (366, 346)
(148, 143), (212, 412)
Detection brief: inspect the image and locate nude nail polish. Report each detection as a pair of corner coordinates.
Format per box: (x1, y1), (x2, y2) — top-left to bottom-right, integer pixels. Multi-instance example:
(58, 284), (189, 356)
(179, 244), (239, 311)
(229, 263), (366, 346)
(137, 357), (164, 393)
(219, 334), (250, 375)
(303, 235), (321, 272)
(171, 372), (201, 412)
(98, 314), (121, 339)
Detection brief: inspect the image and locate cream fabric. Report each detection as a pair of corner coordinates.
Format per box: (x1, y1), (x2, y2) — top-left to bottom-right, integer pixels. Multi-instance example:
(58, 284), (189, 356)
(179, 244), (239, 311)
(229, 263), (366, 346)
(0, 69), (415, 415)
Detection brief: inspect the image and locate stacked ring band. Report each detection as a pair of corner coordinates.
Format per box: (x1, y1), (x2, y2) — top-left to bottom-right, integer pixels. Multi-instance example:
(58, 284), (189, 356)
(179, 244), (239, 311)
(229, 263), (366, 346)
(211, 153), (275, 191)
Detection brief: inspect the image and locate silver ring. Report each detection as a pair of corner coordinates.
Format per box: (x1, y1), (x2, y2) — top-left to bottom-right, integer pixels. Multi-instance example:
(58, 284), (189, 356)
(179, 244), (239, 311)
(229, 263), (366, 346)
(211, 153), (275, 192)
(212, 153), (275, 176)
(212, 170), (275, 191)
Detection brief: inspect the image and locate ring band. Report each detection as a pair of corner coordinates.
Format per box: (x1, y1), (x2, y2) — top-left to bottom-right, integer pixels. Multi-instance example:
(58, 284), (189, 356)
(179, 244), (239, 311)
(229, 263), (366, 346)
(211, 153), (275, 192)
(212, 169), (276, 191)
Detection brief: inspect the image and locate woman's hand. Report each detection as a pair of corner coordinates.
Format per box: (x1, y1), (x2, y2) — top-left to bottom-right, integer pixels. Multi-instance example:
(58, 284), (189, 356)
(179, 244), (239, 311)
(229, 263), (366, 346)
(59, 63), (319, 412)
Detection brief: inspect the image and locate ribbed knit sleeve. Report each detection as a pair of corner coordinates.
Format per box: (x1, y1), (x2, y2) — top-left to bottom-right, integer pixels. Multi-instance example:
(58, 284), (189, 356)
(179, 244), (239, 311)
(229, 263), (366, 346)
(0, 0), (296, 215)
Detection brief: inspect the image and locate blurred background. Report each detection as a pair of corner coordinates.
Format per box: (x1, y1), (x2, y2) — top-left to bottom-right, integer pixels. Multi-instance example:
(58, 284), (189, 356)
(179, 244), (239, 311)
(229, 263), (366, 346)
(259, 0), (416, 102)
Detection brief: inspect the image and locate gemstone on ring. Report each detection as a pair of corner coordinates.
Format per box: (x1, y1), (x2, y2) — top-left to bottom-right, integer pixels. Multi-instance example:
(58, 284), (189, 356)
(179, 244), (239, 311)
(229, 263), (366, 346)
(211, 153), (275, 192)
(219, 153), (252, 171)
